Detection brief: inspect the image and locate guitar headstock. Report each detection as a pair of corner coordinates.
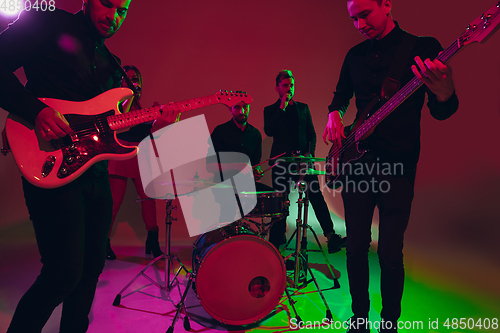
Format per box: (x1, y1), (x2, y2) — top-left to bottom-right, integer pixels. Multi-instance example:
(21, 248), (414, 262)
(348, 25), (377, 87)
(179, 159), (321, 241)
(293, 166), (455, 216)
(216, 90), (253, 107)
(459, 2), (500, 46)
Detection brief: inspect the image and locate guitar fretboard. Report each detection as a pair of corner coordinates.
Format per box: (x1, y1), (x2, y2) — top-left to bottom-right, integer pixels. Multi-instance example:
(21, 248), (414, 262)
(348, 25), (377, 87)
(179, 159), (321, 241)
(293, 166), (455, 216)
(327, 2), (500, 165)
(354, 40), (461, 141)
(354, 2), (500, 141)
(107, 94), (220, 131)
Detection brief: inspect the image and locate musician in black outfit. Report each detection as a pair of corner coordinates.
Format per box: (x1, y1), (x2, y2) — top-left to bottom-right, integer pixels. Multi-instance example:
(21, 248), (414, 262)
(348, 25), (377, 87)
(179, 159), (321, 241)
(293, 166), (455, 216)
(322, 0), (459, 332)
(207, 101), (271, 224)
(264, 70), (346, 254)
(0, 1), (177, 332)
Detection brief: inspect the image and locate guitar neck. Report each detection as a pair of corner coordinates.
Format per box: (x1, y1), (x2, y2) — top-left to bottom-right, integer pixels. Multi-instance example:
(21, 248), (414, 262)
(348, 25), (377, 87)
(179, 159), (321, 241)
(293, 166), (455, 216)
(107, 94), (220, 131)
(354, 39), (461, 141)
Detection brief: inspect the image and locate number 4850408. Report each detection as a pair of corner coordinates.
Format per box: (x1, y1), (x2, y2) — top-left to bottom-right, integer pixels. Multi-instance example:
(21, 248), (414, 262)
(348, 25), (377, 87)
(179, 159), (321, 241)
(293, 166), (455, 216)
(443, 318), (498, 330)
(0, 0), (56, 12)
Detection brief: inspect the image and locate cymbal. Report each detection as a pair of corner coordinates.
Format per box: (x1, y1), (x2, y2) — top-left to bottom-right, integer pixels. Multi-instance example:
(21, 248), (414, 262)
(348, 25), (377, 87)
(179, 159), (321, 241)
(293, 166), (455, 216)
(275, 156), (326, 162)
(157, 180), (235, 189)
(304, 168), (326, 175)
(289, 168), (326, 176)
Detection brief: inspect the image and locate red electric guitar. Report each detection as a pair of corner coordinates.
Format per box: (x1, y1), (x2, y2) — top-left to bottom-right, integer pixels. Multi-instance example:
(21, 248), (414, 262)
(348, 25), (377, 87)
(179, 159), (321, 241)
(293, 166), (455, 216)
(5, 88), (252, 188)
(326, 2), (500, 189)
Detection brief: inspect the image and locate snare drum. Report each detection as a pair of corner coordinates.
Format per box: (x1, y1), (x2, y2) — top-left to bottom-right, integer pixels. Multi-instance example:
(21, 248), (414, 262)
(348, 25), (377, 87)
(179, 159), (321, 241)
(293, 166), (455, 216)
(192, 225), (286, 325)
(241, 191), (289, 218)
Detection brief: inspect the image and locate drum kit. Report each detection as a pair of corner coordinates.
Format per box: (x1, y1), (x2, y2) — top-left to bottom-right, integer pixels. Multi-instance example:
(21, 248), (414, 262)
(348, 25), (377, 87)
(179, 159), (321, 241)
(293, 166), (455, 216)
(112, 155), (341, 333)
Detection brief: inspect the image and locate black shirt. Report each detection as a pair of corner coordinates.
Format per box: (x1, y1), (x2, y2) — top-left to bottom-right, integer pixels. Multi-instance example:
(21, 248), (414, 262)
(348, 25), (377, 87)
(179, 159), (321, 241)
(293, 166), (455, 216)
(328, 22), (459, 167)
(0, 9), (122, 122)
(0, 8), (123, 175)
(208, 119), (262, 168)
(264, 99), (317, 160)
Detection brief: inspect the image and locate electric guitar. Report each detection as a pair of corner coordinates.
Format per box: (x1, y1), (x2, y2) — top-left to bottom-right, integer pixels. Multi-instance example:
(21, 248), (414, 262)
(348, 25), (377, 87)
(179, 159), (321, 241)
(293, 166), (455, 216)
(325, 2), (500, 189)
(5, 88), (252, 188)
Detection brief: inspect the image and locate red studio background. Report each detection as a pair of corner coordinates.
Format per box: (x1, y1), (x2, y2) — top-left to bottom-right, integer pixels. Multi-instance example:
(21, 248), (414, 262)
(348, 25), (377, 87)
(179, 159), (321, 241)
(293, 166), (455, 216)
(1, 0), (499, 298)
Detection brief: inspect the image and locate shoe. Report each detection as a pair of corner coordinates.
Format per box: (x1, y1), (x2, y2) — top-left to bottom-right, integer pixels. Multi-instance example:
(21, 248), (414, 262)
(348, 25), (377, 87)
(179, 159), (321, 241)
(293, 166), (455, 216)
(328, 233), (347, 254)
(145, 230), (163, 257)
(378, 328), (397, 332)
(378, 320), (398, 332)
(269, 233), (286, 250)
(285, 258), (295, 271)
(346, 316), (370, 333)
(106, 238), (116, 260)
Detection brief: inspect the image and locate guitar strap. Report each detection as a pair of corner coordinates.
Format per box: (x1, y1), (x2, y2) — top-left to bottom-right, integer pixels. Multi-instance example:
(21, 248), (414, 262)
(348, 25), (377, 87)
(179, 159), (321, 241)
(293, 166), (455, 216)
(381, 33), (417, 100)
(1, 127), (11, 156)
(107, 49), (143, 109)
(348, 33), (417, 133)
(106, 47), (159, 148)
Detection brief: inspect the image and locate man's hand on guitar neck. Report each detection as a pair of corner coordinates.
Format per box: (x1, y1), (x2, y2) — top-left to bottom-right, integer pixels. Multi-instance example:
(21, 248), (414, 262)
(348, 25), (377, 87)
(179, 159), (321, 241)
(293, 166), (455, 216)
(35, 107), (74, 141)
(151, 104), (181, 133)
(412, 55), (455, 102)
(323, 111), (346, 147)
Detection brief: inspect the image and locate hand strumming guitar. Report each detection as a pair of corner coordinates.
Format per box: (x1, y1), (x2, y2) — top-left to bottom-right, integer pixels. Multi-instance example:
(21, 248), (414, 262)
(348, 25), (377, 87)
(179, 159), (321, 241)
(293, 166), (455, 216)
(322, 110), (346, 147)
(35, 107), (74, 141)
(151, 102), (182, 132)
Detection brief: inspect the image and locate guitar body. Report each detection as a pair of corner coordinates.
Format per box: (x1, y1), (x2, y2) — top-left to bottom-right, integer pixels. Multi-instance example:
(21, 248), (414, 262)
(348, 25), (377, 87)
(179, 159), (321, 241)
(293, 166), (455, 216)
(5, 88), (253, 188)
(5, 88), (137, 189)
(325, 124), (368, 190)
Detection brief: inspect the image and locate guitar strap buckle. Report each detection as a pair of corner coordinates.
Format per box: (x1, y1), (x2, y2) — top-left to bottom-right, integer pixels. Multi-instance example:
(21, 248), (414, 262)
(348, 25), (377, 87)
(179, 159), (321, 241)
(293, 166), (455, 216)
(381, 77), (400, 101)
(1, 126), (11, 156)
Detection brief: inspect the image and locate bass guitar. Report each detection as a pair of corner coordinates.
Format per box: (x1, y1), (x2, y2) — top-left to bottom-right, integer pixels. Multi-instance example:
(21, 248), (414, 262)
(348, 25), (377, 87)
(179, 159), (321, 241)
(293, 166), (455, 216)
(326, 2), (500, 189)
(5, 88), (252, 188)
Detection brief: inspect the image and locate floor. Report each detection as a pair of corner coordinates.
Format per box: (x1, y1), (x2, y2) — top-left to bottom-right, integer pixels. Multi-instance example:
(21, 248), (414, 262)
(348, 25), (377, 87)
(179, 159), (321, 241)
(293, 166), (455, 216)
(1, 190), (499, 333)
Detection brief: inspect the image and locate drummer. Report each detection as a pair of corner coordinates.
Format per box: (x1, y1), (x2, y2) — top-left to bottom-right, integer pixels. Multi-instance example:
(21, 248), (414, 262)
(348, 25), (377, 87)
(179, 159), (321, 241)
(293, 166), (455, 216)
(207, 101), (273, 223)
(263, 69), (346, 253)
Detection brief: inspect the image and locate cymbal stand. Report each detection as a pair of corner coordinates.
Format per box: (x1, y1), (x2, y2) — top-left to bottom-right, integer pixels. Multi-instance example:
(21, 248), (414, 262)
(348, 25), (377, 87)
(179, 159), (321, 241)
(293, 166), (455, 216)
(167, 271), (194, 333)
(113, 197), (191, 330)
(242, 213), (288, 238)
(283, 172), (337, 321)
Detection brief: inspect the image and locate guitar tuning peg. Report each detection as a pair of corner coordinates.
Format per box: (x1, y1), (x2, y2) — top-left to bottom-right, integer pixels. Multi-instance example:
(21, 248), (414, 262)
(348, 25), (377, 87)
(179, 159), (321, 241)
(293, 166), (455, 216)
(481, 13), (492, 21)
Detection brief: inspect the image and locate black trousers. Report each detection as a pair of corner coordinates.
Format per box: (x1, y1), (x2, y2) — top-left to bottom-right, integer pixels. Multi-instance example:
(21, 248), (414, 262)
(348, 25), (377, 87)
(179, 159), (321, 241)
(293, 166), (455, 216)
(341, 169), (415, 322)
(269, 169), (335, 243)
(7, 171), (112, 333)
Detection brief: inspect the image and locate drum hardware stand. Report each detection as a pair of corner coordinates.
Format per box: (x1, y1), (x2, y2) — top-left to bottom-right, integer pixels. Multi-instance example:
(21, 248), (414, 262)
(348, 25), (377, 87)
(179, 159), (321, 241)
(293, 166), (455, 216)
(112, 195), (192, 331)
(167, 271), (195, 333)
(241, 213), (288, 238)
(284, 177), (339, 289)
(283, 281), (303, 323)
(282, 172), (337, 322)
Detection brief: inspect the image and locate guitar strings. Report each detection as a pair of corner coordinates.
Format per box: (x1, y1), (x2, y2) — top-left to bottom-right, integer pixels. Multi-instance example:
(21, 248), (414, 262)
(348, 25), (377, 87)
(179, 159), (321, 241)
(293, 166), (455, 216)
(67, 96), (209, 136)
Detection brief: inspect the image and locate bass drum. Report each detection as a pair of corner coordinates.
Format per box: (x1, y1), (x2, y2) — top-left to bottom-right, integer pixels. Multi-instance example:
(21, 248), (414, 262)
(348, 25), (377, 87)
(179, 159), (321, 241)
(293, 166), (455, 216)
(192, 225), (286, 325)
